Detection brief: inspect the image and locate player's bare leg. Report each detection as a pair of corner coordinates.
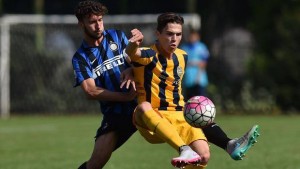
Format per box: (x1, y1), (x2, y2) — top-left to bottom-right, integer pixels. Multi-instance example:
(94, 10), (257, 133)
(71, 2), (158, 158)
(86, 131), (117, 169)
(134, 102), (202, 168)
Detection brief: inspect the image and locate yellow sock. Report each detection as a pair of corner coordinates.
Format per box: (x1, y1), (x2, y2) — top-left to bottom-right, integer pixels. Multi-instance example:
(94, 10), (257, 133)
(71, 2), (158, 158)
(142, 109), (186, 150)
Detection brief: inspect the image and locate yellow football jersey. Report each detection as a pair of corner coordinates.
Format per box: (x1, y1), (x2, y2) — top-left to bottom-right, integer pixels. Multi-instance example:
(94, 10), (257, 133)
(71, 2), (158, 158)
(130, 44), (187, 111)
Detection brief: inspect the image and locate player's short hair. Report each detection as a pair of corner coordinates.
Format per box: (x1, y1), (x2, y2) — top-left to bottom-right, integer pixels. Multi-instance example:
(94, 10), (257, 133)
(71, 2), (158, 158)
(189, 28), (200, 35)
(74, 0), (108, 21)
(156, 12), (184, 33)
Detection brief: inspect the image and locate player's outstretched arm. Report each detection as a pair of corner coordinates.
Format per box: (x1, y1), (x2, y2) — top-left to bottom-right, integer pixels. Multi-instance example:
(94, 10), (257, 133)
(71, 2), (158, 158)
(81, 78), (136, 102)
(126, 28), (143, 57)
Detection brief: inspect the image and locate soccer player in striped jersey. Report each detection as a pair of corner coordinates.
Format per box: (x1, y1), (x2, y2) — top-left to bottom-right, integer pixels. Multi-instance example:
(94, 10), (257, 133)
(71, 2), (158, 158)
(126, 12), (260, 169)
(181, 30), (260, 160)
(126, 13), (210, 168)
(72, 1), (137, 169)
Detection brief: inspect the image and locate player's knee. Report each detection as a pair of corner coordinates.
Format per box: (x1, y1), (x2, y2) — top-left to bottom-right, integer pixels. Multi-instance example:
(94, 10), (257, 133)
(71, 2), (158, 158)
(135, 101), (152, 118)
(200, 151), (210, 164)
(134, 101), (152, 124)
(136, 101), (152, 111)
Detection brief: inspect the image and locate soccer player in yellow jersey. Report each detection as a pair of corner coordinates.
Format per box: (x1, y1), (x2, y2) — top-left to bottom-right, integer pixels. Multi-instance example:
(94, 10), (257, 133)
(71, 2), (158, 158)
(125, 12), (210, 168)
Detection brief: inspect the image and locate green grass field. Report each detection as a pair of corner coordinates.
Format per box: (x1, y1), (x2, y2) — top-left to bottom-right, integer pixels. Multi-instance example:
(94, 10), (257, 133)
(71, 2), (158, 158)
(1, 115), (300, 169)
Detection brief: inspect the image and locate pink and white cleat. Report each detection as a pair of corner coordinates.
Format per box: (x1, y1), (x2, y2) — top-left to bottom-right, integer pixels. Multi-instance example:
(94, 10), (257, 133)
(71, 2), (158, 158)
(171, 145), (201, 168)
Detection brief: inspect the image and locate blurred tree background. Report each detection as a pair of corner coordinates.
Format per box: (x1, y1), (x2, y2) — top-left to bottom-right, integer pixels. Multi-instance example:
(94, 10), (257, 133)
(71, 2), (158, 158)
(0, 0), (299, 114)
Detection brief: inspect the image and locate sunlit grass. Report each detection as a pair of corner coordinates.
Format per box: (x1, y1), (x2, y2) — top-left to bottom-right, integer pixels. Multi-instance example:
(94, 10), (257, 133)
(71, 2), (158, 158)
(0, 115), (299, 169)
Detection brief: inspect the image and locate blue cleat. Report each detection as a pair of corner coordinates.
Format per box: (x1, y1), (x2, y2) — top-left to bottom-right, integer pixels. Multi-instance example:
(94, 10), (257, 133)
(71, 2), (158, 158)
(226, 125), (260, 160)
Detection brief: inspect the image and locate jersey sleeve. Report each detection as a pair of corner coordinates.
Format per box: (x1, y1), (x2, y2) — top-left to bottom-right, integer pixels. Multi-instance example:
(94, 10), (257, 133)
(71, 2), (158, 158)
(130, 48), (156, 66)
(72, 52), (93, 87)
(120, 30), (129, 46)
(115, 30), (132, 68)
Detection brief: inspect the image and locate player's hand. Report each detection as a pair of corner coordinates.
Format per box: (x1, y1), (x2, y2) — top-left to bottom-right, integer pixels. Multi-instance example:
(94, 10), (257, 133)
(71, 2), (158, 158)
(120, 68), (136, 91)
(128, 28), (143, 46)
(126, 86), (137, 100)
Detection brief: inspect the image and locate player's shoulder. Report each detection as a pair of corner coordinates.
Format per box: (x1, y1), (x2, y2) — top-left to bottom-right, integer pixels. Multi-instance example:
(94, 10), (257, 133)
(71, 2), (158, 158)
(72, 46), (88, 61)
(105, 29), (126, 36)
(196, 42), (208, 50)
(141, 46), (152, 51)
(175, 47), (188, 55)
(105, 29), (127, 42)
(141, 45), (157, 55)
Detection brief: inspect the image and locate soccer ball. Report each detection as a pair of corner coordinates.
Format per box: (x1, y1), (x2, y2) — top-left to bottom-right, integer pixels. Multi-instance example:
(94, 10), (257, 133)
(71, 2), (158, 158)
(183, 96), (216, 128)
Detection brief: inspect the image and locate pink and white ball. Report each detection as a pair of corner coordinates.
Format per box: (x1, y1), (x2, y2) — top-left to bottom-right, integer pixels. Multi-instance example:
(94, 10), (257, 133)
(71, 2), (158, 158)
(184, 96), (216, 128)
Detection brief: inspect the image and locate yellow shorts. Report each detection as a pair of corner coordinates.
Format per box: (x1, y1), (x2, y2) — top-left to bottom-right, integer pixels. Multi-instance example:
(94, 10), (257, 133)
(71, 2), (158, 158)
(134, 110), (207, 145)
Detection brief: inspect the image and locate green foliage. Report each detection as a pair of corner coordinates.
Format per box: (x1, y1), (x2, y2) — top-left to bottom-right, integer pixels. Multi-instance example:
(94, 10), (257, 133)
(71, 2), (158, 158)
(240, 82), (279, 114)
(1, 115), (300, 169)
(208, 81), (280, 115)
(9, 25), (98, 114)
(247, 0), (300, 111)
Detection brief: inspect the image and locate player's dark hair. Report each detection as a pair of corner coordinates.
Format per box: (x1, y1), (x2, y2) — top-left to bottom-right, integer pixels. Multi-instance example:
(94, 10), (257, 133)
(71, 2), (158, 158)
(156, 12), (184, 33)
(189, 28), (200, 35)
(74, 0), (108, 21)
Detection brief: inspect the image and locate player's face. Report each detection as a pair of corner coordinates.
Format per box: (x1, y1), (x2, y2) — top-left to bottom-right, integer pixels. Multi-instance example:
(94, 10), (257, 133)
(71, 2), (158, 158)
(156, 23), (182, 56)
(189, 32), (199, 43)
(81, 14), (104, 40)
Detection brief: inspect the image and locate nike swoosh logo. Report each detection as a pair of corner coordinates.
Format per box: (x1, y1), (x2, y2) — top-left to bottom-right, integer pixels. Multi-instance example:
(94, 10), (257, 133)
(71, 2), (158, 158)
(91, 58), (96, 64)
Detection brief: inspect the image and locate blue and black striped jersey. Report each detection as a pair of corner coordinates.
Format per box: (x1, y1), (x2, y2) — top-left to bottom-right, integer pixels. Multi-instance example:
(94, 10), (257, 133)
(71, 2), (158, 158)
(72, 29), (137, 116)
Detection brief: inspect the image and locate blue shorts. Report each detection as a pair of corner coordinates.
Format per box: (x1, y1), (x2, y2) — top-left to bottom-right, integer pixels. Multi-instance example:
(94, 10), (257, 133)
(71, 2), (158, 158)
(95, 114), (137, 150)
